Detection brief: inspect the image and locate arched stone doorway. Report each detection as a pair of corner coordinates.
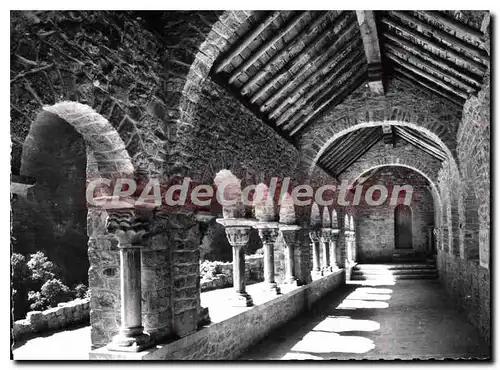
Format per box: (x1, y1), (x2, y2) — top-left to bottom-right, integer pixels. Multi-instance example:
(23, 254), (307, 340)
(395, 205), (413, 249)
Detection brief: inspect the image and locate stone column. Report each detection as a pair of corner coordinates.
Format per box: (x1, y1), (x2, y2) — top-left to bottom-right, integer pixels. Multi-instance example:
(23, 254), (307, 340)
(320, 228), (332, 273)
(217, 218), (255, 307)
(309, 230), (322, 276)
(106, 208), (153, 352)
(256, 222), (281, 295)
(279, 224), (301, 286)
(330, 229), (339, 269)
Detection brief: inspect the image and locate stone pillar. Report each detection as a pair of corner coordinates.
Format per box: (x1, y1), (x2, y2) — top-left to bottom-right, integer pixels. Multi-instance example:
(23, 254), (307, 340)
(256, 222), (281, 295)
(217, 218), (255, 307)
(106, 208), (153, 352)
(320, 228), (332, 272)
(309, 230), (322, 276)
(279, 224), (301, 285)
(330, 229), (339, 269)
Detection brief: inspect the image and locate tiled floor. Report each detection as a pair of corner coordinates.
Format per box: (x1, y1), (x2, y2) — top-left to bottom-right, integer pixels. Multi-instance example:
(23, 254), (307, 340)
(239, 279), (490, 360)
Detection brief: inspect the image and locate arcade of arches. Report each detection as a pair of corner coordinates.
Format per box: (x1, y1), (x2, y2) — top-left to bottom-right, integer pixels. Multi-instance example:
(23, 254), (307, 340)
(10, 11), (490, 360)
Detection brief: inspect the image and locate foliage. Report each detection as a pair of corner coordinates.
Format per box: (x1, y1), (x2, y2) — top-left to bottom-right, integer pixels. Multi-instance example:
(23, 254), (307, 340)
(73, 283), (88, 299)
(27, 251), (58, 286)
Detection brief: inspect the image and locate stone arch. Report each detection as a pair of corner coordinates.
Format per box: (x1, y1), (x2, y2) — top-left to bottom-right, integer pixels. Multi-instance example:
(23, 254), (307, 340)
(322, 207), (331, 228)
(302, 120), (457, 178)
(331, 208), (339, 230)
(166, 11), (254, 177)
(348, 163), (443, 238)
(310, 202), (321, 227)
(17, 101), (135, 345)
(22, 101), (134, 181)
(279, 191), (296, 225)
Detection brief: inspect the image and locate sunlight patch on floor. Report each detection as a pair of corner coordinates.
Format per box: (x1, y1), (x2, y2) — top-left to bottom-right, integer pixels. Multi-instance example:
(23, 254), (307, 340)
(286, 331), (376, 356)
(313, 316), (381, 332)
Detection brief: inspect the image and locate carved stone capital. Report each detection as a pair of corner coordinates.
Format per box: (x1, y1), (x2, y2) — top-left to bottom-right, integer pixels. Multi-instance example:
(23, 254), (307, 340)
(321, 228), (333, 242)
(279, 225), (301, 247)
(107, 209), (152, 247)
(257, 228), (279, 244)
(308, 229), (322, 242)
(225, 226), (253, 248)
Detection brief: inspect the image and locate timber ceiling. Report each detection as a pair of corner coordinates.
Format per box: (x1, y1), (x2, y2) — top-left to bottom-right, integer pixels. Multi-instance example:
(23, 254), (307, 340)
(316, 125), (447, 179)
(210, 10), (489, 178)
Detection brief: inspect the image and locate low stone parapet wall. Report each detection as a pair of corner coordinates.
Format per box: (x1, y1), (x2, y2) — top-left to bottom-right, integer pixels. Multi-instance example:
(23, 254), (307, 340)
(90, 269), (345, 360)
(12, 298), (90, 341)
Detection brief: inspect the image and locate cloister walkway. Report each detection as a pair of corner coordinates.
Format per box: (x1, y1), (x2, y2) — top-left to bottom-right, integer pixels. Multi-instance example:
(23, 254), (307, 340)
(240, 279), (490, 360)
(13, 277), (490, 360)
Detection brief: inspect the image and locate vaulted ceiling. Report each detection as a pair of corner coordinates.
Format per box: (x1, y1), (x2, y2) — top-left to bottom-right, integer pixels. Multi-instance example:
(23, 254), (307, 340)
(210, 10), (489, 178)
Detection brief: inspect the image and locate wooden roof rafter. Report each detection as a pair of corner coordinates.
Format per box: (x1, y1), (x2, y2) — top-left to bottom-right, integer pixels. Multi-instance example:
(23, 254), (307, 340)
(248, 11), (354, 104)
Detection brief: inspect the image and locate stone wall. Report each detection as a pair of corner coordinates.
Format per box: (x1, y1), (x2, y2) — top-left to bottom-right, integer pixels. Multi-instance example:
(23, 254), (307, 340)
(12, 298), (90, 341)
(353, 167), (435, 262)
(89, 270), (345, 360)
(434, 29), (490, 345)
(437, 252), (490, 343)
(200, 255), (264, 292)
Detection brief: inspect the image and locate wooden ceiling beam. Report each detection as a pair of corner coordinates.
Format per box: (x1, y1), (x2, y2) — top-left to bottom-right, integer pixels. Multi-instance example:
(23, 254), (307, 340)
(249, 11), (353, 104)
(394, 68), (464, 107)
(383, 31), (483, 88)
(397, 134), (445, 161)
(334, 130), (383, 176)
(422, 11), (485, 45)
(228, 11), (309, 84)
(214, 11), (282, 74)
(261, 19), (359, 114)
(395, 126), (445, 155)
(381, 15), (487, 74)
(384, 42), (478, 93)
(319, 131), (359, 164)
(391, 11), (488, 62)
(288, 68), (367, 136)
(395, 127), (447, 160)
(356, 11), (385, 95)
(240, 11), (331, 95)
(276, 49), (364, 126)
(324, 128), (380, 170)
(268, 37), (362, 120)
(386, 51), (469, 99)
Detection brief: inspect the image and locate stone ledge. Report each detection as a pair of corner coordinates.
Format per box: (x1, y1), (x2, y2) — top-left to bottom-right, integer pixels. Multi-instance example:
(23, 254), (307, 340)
(12, 298), (90, 342)
(89, 269), (345, 360)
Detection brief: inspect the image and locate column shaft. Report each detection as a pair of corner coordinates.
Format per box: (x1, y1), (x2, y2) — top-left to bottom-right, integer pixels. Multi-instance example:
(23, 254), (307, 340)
(232, 245), (246, 294)
(285, 243), (295, 283)
(120, 247), (143, 335)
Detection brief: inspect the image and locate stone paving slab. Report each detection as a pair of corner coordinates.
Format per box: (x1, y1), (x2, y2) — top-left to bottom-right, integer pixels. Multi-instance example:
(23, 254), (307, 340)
(239, 280), (490, 360)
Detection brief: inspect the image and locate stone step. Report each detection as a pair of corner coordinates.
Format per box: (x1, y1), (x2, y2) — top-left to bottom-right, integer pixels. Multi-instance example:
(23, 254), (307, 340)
(353, 264), (436, 270)
(351, 269), (437, 276)
(351, 273), (438, 281)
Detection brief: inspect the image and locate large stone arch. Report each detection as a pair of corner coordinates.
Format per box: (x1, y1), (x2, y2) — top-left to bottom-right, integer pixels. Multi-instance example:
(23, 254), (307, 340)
(165, 11), (254, 178)
(22, 101), (134, 180)
(302, 119), (457, 178)
(345, 162), (442, 231)
(16, 101), (136, 347)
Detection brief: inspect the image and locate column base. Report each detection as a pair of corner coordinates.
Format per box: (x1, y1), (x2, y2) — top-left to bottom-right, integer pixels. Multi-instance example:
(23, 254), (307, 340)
(107, 332), (154, 353)
(265, 282), (281, 295)
(229, 292), (253, 307)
